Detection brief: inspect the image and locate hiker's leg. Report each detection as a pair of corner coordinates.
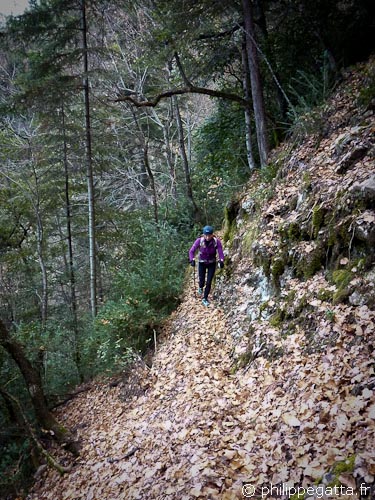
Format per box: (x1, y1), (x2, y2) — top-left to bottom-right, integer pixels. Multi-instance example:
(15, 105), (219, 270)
(198, 262), (206, 289)
(204, 262), (216, 300)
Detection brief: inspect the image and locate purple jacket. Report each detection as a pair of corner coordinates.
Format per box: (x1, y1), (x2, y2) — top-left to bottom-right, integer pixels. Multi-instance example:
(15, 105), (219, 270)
(189, 236), (225, 263)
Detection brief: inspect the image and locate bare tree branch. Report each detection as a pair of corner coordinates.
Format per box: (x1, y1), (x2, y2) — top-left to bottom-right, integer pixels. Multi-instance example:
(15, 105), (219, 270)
(0, 387), (72, 475)
(173, 52), (191, 87)
(113, 85), (248, 108)
(198, 24), (242, 41)
(113, 49), (248, 108)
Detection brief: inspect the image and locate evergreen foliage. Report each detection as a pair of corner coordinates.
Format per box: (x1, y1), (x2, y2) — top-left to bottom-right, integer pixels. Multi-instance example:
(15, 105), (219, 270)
(192, 101), (249, 226)
(85, 222), (188, 375)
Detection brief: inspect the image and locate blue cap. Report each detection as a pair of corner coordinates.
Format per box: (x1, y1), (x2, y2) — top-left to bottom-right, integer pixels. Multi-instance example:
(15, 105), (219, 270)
(203, 225), (214, 235)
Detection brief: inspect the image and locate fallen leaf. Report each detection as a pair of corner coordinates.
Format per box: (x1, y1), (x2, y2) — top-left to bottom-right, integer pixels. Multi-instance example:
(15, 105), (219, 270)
(282, 413), (301, 427)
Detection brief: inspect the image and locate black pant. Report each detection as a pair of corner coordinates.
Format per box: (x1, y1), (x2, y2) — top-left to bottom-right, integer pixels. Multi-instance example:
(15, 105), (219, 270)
(198, 262), (216, 300)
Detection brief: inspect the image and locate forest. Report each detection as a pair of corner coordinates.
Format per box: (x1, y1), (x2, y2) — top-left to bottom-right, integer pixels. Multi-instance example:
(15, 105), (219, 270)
(0, 0), (374, 497)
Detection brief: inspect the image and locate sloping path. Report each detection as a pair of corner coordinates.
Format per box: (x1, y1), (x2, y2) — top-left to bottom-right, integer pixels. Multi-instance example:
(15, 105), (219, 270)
(28, 274), (375, 500)
(29, 281), (252, 499)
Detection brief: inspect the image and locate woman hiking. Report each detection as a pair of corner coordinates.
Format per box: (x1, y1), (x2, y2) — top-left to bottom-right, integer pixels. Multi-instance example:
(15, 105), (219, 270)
(189, 226), (225, 306)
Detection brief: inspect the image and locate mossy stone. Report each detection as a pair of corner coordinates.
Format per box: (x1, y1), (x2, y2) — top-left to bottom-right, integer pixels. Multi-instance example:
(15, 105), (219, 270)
(287, 222), (301, 241)
(242, 224), (259, 257)
(271, 257), (286, 280)
(317, 288), (333, 301)
(327, 455), (356, 487)
(223, 199), (240, 245)
(269, 308), (285, 327)
(331, 269), (353, 304)
(294, 246), (324, 279)
(312, 205), (325, 238)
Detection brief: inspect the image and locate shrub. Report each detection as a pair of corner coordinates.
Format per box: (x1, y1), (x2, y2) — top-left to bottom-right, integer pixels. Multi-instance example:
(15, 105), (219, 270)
(82, 222), (187, 375)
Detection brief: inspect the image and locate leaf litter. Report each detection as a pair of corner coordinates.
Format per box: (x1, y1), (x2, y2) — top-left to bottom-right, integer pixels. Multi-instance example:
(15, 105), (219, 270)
(26, 276), (375, 499)
(26, 59), (375, 500)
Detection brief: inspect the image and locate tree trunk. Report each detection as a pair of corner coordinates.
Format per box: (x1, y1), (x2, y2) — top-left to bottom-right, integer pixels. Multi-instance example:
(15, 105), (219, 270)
(30, 163), (48, 330)
(253, 0), (288, 123)
(36, 208), (48, 329)
(96, 242), (104, 305)
(0, 320), (80, 455)
(155, 107), (178, 203)
(0, 387), (20, 425)
(143, 142), (159, 225)
(81, 0), (97, 319)
(0, 387), (72, 474)
(242, 0), (269, 167)
(61, 103), (82, 382)
(173, 97), (200, 221)
(241, 36), (256, 170)
(150, 106), (177, 204)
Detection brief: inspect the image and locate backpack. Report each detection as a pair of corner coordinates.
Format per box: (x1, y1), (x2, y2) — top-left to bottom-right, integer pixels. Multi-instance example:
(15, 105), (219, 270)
(200, 236), (217, 249)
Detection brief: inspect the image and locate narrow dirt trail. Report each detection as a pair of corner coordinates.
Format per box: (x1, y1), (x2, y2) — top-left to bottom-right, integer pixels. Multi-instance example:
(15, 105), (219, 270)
(29, 278), (256, 500)
(28, 271), (375, 500)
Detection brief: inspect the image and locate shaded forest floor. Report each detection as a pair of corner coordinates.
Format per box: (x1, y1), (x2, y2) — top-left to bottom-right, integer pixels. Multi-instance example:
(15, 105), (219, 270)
(27, 277), (374, 500)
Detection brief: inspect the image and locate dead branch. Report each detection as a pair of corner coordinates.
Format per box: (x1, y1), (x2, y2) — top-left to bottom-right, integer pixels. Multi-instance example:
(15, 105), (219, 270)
(107, 447), (140, 463)
(113, 49), (249, 109)
(0, 388), (71, 475)
(51, 384), (92, 409)
(113, 86), (248, 108)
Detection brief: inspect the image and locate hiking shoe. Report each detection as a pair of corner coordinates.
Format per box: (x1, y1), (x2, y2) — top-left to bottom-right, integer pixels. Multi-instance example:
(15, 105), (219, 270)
(202, 298), (210, 306)
(198, 287), (203, 295)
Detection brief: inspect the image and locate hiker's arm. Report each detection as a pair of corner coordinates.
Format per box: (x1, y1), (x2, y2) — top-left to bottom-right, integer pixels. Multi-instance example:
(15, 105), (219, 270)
(188, 238), (200, 261)
(217, 239), (225, 262)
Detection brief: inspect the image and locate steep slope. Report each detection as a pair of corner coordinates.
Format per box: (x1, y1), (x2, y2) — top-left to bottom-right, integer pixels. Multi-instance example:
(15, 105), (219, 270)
(26, 59), (375, 500)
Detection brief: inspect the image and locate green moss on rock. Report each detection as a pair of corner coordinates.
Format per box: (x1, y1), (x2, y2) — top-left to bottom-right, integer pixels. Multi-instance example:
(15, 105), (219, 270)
(269, 308), (285, 327)
(242, 224), (259, 257)
(294, 246), (325, 279)
(326, 455), (356, 487)
(271, 256), (286, 280)
(332, 269), (352, 287)
(252, 243), (272, 277)
(317, 288), (333, 301)
(287, 222), (302, 241)
(331, 269), (353, 304)
(332, 455), (355, 476)
(312, 205), (325, 238)
(223, 199), (240, 245)
(290, 493), (305, 500)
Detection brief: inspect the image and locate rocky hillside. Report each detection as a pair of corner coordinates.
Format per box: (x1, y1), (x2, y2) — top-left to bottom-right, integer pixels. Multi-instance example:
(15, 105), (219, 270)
(25, 58), (375, 500)
(217, 56), (374, 372)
